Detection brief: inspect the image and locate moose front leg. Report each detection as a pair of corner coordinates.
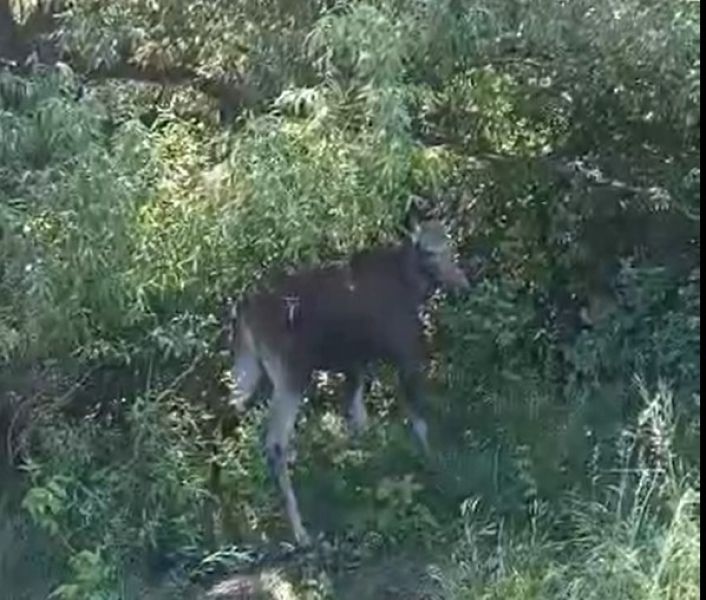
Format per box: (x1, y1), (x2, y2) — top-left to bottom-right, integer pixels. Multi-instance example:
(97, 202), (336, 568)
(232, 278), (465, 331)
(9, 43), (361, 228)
(264, 385), (310, 546)
(399, 366), (431, 456)
(343, 370), (368, 436)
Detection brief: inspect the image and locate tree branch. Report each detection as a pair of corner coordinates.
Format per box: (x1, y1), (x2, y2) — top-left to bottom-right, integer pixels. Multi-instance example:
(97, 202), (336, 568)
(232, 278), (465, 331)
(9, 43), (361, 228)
(82, 60), (260, 123)
(0, 2), (261, 123)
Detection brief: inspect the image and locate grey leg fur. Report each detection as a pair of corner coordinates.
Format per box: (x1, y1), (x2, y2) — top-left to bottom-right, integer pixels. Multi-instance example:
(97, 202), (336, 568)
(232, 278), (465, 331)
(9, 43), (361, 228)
(229, 348), (262, 412)
(344, 371), (368, 435)
(399, 367), (431, 456)
(261, 355), (310, 545)
(265, 384), (309, 545)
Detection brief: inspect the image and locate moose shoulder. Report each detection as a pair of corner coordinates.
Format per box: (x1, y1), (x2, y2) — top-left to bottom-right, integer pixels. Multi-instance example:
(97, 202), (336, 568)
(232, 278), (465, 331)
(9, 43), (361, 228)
(224, 216), (469, 545)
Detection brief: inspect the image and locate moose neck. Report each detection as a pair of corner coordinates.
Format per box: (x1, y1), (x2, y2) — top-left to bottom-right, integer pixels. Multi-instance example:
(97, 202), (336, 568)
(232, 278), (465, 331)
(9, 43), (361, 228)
(400, 240), (439, 304)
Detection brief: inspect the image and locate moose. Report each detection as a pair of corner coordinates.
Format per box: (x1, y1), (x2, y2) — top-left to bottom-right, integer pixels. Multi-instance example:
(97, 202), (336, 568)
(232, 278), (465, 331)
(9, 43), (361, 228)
(224, 199), (470, 545)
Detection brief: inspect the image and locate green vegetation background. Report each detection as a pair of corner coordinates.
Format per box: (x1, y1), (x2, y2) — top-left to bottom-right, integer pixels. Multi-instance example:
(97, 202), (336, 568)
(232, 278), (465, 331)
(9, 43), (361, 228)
(0, 1), (699, 598)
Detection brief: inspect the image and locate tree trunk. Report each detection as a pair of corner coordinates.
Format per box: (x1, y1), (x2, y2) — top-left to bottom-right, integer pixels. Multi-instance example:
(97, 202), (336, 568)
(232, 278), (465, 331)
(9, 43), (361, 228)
(0, 0), (19, 60)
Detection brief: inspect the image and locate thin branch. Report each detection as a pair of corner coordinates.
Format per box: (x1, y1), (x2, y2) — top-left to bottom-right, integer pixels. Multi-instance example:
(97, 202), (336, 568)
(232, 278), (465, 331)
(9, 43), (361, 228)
(5, 364), (101, 465)
(154, 325), (226, 404)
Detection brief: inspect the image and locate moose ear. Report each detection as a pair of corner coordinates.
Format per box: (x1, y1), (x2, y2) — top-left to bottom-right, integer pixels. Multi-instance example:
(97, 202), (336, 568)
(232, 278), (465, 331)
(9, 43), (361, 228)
(403, 194), (425, 240)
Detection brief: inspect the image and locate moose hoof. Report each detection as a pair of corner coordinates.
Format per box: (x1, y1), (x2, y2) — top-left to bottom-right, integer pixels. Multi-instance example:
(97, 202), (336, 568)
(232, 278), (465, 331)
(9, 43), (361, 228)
(293, 525), (312, 548)
(346, 421), (367, 439)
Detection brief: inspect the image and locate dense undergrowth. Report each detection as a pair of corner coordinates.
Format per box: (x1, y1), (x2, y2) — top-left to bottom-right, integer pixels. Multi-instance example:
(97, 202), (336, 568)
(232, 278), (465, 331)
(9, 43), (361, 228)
(0, 1), (700, 598)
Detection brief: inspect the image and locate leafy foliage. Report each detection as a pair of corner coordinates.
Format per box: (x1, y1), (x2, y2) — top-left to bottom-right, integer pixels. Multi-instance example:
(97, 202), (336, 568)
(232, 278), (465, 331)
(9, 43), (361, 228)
(0, 0), (699, 598)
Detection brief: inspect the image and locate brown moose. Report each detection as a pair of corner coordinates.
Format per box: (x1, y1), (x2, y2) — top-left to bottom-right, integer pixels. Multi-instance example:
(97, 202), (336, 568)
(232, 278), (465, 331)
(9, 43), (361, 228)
(224, 200), (470, 545)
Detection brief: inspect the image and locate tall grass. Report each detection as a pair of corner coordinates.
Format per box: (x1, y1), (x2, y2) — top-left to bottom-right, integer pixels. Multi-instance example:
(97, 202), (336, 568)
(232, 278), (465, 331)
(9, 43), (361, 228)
(431, 381), (700, 600)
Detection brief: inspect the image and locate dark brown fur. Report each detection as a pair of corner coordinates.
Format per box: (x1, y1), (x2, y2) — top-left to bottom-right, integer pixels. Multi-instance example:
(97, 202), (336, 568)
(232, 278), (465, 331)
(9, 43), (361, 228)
(240, 241), (433, 378)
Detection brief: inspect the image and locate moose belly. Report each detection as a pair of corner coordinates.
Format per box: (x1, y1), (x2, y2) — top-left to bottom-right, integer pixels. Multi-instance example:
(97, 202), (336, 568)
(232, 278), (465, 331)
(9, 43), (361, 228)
(305, 322), (384, 372)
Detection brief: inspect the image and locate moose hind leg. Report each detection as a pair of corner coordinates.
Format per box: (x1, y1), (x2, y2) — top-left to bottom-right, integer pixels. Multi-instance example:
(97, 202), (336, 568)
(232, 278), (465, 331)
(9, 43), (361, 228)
(343, 370), (368, 436)
(399, 367), (431, 456)
(264, 383), (310, 546)
(229, 347), (262, 413)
